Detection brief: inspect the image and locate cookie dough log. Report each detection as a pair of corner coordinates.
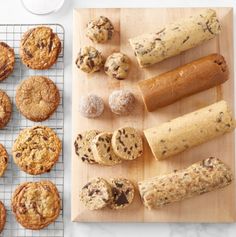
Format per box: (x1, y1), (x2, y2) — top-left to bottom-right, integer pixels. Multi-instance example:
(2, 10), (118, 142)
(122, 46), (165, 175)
(138, 157), (233, 209)
(144, 100), (235, 160)
(138, 54), (228, 111)
(129, 9), (221, 67)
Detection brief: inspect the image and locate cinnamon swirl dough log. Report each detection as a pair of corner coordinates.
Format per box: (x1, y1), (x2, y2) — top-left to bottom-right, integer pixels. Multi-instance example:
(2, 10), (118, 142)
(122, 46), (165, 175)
(144, 100), (235, 160)
(138, 158), (233, 209)
(138, 54), (228, 111)
(129, 9), (221, 67)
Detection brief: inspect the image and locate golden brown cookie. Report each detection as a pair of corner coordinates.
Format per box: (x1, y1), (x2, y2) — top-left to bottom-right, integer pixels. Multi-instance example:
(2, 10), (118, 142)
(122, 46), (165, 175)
(0, 144), (8, 177)
(12, 126), (62, 175)
(0, 42), (15, 81)
(15, 76), (60, 122)
(20, 26), (61, 70)
(0, 90), (12, 129)
(12, 180), (61, 230)
(0, 201), (6, 233)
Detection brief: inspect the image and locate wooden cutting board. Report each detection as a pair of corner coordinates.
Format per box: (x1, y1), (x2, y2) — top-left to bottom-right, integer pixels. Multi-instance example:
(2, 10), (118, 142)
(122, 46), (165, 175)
(71, 8), (235, 222)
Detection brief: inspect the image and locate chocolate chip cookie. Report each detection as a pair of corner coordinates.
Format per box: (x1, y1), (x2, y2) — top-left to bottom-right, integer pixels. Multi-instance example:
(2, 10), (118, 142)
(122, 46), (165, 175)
(79, 177), (112, 210)
(16, 76), (60, 122)
(11, 180), (61, 230)
(0, 42), (15, 81)
(74, 130), (100, 164)
(109, 178), (135, 210)
(20, 26), (61, 70)
(0, 144), (8, 177)
(12, 126), (62, 175)
(0, 201), (6, 233)
(0, 90), (12, 129)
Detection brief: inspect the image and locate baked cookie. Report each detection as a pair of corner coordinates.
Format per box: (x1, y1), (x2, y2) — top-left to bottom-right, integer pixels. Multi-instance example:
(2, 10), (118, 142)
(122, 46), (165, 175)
(0, 42), (15, 81)
(104, 53), (130, 80)
(86, 16), (114, 43)
(0, 144), (8, 177)
(109, 178), (135, 210)
(75, 46), (104, 73)
(12, 126), (61, 175)
(74, 130), (100, 164)
(79, 177), (112, 210)
(16, 76), (60, 122)
(78, 94), (104, 118)
(20, 26), (61, 70)
(0, 201), (6, 233)
(12, 181), (61, 230)
(91, 132), (122, 166)
(0, 90), (12, 129)
(112, 127), (143, 160)
(109, 89), (135, 116)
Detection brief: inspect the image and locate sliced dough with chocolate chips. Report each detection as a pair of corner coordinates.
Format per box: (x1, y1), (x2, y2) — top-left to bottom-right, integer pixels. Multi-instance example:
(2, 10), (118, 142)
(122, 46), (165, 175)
(79, 177), (112, 210)
(91, 132), (122, 166)
(74, 130), (100, 164)
(112, 127), (143, 160)
(109, 178), (135, 210)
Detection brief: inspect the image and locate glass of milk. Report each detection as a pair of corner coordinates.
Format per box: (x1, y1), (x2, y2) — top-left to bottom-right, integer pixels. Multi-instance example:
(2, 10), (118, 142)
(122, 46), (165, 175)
(21, 0), (64, 15)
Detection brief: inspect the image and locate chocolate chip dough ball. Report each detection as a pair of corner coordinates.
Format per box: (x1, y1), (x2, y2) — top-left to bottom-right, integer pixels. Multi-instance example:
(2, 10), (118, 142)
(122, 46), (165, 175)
(86, 16), (114, 43)
(109, 89), (135, 116)
(75, 46), (104, 73)
(79, 94), (104, 118)
(105, 53), (130, 80)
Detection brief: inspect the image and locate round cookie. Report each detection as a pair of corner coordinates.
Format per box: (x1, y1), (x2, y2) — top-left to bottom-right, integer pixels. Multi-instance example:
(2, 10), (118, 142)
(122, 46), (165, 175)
(16, 76), (60, 122)
(78, 94), (104, 118)
(75, 46), (104, 73)
(0, 42), (15, 81)
(91, 132), (122, 166)
(0, 201), (6, 233)
(79, 177), (112, 210)
(109, 89), (135, 116)
(0, 144), (8, 177)
(11, 181), (61, 230)
(74, 130), (100, 164)
(86, 16), (114, 43)
(12, 126), (61, 175)
(20, 26), (61, 70)
(109, 178), (135, 210)
(0, 90), (12, 129)
(112, 127), (143, 160)
(104, 52), (130, 80)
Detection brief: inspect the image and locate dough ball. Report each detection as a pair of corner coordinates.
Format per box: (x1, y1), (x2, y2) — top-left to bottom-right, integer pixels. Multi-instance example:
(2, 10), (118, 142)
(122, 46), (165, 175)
(86, 16), (114, 43)
(75, 46), (104, 73)
(79, 94), (104, 118)
(109, 90), (135, 116)
(105, 52), (130, 80)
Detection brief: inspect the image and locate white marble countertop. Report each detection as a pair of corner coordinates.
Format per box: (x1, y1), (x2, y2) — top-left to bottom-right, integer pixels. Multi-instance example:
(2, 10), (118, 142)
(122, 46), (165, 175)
(1, 0), (236, 236)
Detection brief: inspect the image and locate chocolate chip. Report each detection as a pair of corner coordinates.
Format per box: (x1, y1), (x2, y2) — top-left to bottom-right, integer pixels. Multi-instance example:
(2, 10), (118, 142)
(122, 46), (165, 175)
(115, 191), (129, 206)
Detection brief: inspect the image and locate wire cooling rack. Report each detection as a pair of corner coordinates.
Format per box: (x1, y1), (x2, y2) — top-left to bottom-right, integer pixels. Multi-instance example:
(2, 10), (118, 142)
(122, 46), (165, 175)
(0, 24), (64, 236)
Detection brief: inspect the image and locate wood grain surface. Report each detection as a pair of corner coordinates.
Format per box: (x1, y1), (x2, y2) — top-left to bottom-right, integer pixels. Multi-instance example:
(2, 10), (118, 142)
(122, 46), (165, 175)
(71, 8), (235, 222)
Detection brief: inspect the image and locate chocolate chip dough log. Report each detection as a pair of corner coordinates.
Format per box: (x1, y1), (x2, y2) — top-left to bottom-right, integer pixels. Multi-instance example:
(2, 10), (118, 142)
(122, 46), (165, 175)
(129, 9), (221, 67)
(144, 100), (235, 160)
(138, 54), (228, 111)
(138, 158), (233, 209)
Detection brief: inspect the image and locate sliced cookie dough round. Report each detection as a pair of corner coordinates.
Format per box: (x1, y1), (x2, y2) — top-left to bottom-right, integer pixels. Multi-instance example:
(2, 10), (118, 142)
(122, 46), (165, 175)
(112, 127), (143, 160)
(0, 90), (12, 129)
(0, 201), (6, 233)
(79, 177), (112, 210)
(109, 178), (135, 210)
(91, 132), (122, 166)
(0, 144), (8, 177)
(74, 130), (100, 164)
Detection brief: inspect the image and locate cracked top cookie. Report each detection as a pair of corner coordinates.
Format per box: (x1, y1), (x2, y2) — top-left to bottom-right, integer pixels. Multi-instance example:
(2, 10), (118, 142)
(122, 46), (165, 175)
(16, 76), (60, 122)
(0, 42), (15, 81)
(20, 26), (61, 70)
(0, 144), (8, 177)
(12, 126), (62, 175)
(0, 90), (12, 129)
(11, 180), (61, 230)
(0, 201), (6, 233)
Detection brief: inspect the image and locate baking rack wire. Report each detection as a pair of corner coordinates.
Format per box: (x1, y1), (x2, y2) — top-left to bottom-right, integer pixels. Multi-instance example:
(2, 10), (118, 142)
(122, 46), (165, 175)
(0, 24), (64, 237)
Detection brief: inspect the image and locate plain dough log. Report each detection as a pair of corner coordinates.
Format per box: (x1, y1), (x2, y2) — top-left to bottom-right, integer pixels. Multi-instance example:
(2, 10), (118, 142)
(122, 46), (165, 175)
(129, 9), (221, 67)
(144, 100), (234, 160)
(138, 157), (233, 209)
(138, 54), (228, 111)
